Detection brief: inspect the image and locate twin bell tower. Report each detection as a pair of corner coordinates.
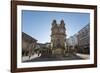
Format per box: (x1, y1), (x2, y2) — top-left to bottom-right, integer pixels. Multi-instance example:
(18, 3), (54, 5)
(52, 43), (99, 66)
(51, 20), (67, 57)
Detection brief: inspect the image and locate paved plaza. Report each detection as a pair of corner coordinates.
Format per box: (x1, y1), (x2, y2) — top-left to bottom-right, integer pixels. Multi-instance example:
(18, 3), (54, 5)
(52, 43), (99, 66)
(22, 53), (89, 62)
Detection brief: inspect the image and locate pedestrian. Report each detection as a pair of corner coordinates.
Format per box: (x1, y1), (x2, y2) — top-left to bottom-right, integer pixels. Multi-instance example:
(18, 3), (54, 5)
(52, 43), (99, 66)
(38, 50), (40, 56)
(29, 54), (31, 59)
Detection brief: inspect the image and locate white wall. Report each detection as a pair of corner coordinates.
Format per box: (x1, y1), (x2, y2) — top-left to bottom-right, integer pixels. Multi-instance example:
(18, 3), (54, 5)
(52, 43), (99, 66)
(0, 0), (100, 73)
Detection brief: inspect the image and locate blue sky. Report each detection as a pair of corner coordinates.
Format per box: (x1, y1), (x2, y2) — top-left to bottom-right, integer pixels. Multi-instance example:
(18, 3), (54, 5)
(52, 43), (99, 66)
(22, 10), (90, 43)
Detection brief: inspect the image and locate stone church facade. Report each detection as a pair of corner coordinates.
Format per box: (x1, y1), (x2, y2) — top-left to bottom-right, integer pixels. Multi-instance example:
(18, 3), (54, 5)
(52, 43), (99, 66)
(51, 20), (67, 57)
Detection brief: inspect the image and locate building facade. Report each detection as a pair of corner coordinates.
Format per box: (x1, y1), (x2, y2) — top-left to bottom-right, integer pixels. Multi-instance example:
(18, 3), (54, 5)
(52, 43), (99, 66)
(51, 20), (67, 57)
(77, 24), (90, 54)
(67, 34), (78, 53)
(36, 43), (51, 57)
(22, 32), (37, 56)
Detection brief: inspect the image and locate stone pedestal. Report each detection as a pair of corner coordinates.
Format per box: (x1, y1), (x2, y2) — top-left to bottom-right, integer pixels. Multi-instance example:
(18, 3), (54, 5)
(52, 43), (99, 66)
(52, 48), (65, 58)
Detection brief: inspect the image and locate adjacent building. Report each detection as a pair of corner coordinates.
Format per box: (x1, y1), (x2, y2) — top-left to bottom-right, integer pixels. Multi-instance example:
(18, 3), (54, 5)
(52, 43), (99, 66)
(67, 24), (90, 54)
(22, 32), (37, 56)
(67, 34), (78, 53)
(36, 43), (51, 57)
(77, 24), (90, 54)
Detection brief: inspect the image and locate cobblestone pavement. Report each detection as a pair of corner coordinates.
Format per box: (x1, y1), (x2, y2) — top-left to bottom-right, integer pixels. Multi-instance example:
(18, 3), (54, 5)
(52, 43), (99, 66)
(23, 53), (89, 62)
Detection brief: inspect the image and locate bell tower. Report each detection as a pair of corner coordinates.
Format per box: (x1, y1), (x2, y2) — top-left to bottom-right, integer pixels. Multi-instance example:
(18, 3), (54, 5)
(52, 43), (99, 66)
(51, 20), (67, 57)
